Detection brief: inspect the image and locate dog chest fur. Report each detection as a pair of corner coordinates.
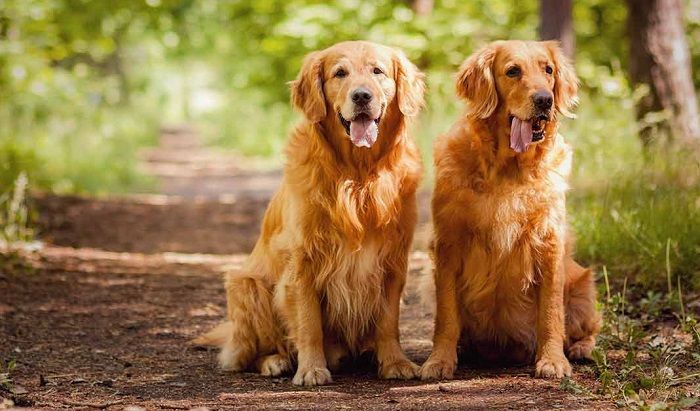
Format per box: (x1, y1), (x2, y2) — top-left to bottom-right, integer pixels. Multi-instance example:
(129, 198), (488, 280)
(460, 237), (538, 350)
(267, 174), (403, 351)
(318, 237), (387, 349)
(458, 172), (567, 350)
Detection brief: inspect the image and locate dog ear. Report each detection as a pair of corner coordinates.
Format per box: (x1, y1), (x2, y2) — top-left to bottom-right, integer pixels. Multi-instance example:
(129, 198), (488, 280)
(544, 41), (579, 118)
(393, 49), (426, 117)
(290, 51), (326, 122)
(456, 44), (499, 119)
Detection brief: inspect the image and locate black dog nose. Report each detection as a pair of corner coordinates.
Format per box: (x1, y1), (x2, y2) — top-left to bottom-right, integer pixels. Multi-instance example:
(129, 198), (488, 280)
(532, 90), (553, 110)
(351, 88), (373, 105)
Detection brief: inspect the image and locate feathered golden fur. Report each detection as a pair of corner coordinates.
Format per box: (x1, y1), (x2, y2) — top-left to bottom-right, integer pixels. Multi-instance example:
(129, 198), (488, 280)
(195, 41), (425, 386)
(420, 40), (600, 380)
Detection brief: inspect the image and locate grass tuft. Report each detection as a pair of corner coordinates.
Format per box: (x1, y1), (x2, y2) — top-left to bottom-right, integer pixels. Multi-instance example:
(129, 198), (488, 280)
(594, 269), (700, 409)
(0, 173), (32, 244)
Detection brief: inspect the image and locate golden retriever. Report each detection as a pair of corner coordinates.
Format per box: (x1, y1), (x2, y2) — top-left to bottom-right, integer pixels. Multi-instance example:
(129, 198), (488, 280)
(195, 41), (425, 386)
(420, 40), (600, 380)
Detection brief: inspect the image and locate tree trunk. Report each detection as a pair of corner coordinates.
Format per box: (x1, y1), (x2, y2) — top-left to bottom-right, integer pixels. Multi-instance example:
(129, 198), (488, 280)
(411, 0), (433, 16)
(627, 0), (700, 147)
(539, 0), (575, 59)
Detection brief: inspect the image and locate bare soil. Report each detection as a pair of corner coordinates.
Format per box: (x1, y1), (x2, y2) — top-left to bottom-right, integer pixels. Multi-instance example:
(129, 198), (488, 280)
(0, 126), (613, 410)
(33, 194), (267, 255)
(0, 247), (610, 410)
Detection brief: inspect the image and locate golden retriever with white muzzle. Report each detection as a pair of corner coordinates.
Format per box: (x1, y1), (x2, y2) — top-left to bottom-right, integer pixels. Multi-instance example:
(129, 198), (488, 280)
(421, 40), (601, 380)
(195, 41), (425, 386)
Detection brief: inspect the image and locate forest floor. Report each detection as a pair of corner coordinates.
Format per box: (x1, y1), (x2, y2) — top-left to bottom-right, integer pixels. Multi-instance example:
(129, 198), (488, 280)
(0, 125), (668, 410)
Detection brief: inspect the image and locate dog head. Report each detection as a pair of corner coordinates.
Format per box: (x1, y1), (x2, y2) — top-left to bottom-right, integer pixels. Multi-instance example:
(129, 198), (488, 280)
(291, 41), (424, 149)
(456, 40), (578, 153)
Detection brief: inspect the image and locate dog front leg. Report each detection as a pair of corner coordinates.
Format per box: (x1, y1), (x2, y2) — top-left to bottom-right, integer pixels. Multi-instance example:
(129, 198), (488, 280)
(535, 239), (571, 379)
(375, 258), (419, 380)
(289, 256), (332, 386)
(420, 242), (461, 380)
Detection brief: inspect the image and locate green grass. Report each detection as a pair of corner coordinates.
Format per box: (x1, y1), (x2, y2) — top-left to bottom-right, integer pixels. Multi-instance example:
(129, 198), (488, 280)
(571, 178), (700, 290)
(566, 92), (700, 291)
(0, 103), (159, 195)
(0, 357), (16, 393)
(590, 272), (700, 409)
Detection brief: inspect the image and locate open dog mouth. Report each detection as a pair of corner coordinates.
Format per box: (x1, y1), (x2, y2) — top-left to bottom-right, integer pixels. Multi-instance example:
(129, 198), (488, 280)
(508, 114), (549, 153)
(339, 112), (381, 148)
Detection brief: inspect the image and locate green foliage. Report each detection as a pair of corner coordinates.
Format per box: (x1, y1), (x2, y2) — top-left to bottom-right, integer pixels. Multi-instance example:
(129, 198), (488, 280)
(191, 0), (698, 157)
(0, 0), (164, 193)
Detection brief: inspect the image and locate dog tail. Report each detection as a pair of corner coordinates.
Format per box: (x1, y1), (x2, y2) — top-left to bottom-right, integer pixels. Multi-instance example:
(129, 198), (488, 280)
(191, 321), (232, 347)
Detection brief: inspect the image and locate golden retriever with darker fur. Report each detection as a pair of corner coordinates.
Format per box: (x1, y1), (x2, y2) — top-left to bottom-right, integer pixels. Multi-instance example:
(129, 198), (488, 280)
(420, 40), (600, 380)
(195, 41), (425, 386)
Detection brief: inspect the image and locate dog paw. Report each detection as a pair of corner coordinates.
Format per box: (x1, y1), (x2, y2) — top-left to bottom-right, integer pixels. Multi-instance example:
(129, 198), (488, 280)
(379, 358), (419, 380)
(567, 338), (595, 361)
(420, 356), (456, 380)
(259, 354), (291, 377)
(219, 346), (249, 372)
(535, 355), (572, 379)
(292, 366), (332, 386)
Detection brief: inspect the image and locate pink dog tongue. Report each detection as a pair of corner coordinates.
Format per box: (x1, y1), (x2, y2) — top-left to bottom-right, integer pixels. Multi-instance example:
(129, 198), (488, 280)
(510, 117), (533, 153)
(349, 118), (378, 148)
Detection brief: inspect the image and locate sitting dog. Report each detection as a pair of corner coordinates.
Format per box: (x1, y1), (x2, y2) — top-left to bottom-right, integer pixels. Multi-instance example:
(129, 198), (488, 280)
(421, 40), (600, 380)
(195, 41), (425, 386)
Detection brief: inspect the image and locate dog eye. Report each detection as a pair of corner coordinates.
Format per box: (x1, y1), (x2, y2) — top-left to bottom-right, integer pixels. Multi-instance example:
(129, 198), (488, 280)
(373, 67), (384, 75)
(506, 66), (521, 78)
(545, 65), (553, 75)
(335, 69), (348, 78)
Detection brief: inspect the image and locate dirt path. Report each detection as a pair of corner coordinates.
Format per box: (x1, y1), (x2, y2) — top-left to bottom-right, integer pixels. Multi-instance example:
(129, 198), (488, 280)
(34, 126), (278, 255)
(0, 246), (608, 410)
(1, 126), (611, 409)
(138, 126), (283, 201)
(33, 126), (432, 254)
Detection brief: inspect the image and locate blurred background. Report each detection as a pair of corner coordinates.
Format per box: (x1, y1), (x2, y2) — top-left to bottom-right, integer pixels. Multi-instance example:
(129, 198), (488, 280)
(1, 1), (700, 296)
